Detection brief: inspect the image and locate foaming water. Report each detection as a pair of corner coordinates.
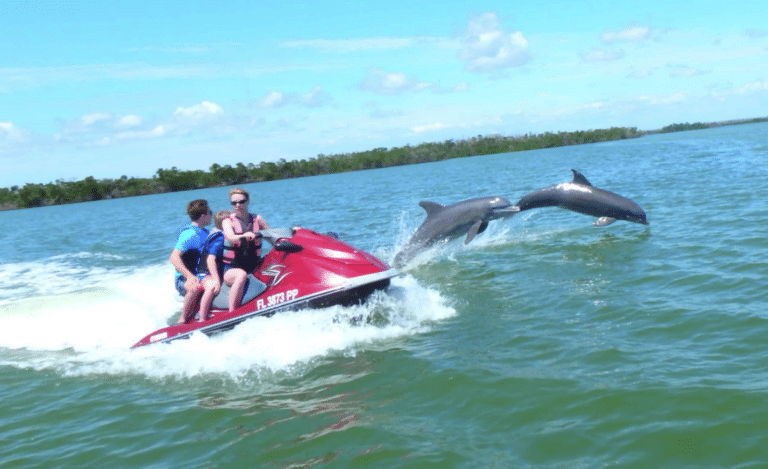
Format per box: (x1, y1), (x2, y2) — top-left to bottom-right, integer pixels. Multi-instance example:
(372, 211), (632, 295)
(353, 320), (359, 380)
(0, 274), (455, 381)
(0, 254), (132, 302)
(0, 263), (177, 351)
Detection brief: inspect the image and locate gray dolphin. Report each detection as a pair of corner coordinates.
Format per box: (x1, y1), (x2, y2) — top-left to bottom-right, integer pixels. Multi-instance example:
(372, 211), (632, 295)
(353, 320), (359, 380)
(394, 196), (519, 266)
(514, 169), (649, 226)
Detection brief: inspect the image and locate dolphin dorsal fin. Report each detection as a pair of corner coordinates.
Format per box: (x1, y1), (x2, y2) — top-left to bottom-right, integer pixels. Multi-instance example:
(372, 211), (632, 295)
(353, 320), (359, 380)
(571, 169), (593, 186)
(419, 201), (445, 217)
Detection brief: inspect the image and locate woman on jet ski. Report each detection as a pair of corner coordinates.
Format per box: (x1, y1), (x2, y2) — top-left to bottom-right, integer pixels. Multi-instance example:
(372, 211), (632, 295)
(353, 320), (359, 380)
(221, 188), (271, 311)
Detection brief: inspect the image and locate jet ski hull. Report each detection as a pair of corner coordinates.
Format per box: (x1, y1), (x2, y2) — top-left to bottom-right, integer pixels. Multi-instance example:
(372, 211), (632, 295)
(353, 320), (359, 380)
(132, 228), (397, 348)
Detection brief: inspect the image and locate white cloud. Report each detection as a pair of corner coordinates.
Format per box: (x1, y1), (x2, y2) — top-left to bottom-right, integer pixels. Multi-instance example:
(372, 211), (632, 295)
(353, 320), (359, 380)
(259, 91), (286, 108)
(258, 86), (332, 108)
(0, 122), (24, 141)
(637, 93), (686, 105)
(127, 44), (216, 53)
(601, 25), (651, 43)
(710, 80), (768, 101)
(359, 69), (432, 95)
(409, 120), (482, 134)
(0, 122), (27, 151)
(301, 85), (331, 107)
(628, 67), (653, 78)
(366, 106), (404, 119)
(745, 29), (768, 39)
(733, 80), (768, 95)
(552, 101), (607, 118)
(669, 66), (710, 78)
(580, 48), (626, 62)
(459, 12), (530, 73)
(116, 125), (166, 140)
(55, 112), (147, 144)
(453, 81), (469, 92)
(411, 122), (451, 134)
(81, 113), (111, 126)
(51, 103), (221, 147)
(174, 101), (223, 120)
(281, 37), (418, 52)
(116, 114), (142, 128)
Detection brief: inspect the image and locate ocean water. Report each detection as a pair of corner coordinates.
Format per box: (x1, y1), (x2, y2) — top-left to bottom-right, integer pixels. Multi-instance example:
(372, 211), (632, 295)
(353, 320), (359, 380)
(1, 122), (767, 468)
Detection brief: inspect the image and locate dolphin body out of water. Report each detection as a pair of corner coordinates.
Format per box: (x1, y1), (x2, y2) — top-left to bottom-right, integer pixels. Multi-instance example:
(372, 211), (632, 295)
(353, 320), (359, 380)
(394, 196), (519, 267)
(514, 169), (649, 226)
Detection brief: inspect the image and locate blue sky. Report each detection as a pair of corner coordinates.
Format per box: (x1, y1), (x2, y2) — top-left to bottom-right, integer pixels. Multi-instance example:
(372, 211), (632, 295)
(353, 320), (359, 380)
(1, 0), (767, 187)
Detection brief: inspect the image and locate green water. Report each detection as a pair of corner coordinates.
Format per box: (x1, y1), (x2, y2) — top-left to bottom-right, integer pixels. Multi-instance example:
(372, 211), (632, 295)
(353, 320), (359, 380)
(1, 123), (767, 468)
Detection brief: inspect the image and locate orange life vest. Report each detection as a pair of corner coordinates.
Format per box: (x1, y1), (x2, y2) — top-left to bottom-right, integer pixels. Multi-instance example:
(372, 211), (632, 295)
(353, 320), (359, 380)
(223, 213), (263, 272)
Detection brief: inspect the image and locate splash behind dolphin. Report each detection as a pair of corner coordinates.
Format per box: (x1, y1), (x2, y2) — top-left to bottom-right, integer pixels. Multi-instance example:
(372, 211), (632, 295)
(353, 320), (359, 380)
(515, 169), (648, 226)
(394, 196), (519, 266)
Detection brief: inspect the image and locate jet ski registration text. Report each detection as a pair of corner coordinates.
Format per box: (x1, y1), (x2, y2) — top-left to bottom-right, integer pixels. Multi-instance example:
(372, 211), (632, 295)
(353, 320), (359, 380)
(256, 289), (300, 310)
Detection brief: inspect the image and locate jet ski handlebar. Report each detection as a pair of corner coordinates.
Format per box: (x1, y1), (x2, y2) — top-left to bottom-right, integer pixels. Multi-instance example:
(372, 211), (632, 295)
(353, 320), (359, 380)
(258, 227), (296, 245)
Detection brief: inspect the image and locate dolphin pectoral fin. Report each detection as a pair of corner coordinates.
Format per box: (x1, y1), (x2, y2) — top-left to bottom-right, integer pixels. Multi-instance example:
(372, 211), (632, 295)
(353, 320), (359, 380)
(419, 201), (445, 217)
(465, 220), (487, 244)
(593, 217), (617, 226)
(571, 169), (593, 187)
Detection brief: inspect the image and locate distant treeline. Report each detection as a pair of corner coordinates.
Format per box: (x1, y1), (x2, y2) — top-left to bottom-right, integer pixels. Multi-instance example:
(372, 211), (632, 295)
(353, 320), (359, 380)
(654, 116), (768, 134)
(1, 116), (765, 211)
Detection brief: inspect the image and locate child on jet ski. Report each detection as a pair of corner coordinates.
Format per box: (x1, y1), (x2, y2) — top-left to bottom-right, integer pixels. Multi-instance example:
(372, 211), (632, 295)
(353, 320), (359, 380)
(197, 210), (231, 322)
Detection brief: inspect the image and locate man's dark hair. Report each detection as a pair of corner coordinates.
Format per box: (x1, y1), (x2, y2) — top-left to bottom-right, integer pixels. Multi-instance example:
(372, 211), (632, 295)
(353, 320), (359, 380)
(187, 199), (210, 221)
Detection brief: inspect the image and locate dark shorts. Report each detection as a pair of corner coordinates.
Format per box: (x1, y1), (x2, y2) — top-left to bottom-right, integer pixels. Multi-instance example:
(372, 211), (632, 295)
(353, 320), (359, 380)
(175, 276), (186, 296)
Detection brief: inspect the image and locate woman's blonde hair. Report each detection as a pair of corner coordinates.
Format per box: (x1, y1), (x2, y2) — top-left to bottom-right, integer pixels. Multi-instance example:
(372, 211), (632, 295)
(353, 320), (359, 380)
(229, 187), (249, 201)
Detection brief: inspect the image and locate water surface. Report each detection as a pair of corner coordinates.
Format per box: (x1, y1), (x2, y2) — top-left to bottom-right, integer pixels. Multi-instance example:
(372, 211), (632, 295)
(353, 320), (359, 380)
(2, 123), (767, 468)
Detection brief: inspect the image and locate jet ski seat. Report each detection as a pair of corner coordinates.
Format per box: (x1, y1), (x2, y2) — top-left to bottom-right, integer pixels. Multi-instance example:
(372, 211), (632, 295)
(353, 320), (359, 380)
(210, 274), (267, 310)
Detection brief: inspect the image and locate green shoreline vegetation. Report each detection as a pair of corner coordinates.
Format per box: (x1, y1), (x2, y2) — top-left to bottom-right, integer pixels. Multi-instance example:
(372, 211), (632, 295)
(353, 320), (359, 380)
(2, 116), (766, 211)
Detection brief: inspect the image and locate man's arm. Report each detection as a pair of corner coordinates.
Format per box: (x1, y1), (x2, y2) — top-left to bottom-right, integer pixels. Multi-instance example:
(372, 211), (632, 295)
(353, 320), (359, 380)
(169, 248), (199, 286)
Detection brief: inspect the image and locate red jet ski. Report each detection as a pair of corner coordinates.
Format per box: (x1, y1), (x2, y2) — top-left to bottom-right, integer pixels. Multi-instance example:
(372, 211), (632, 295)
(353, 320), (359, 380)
(132, 228), (398, 348)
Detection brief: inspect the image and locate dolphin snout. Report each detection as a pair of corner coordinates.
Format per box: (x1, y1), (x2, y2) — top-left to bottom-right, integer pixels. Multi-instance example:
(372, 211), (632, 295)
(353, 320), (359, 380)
(493, 206), (521, 219)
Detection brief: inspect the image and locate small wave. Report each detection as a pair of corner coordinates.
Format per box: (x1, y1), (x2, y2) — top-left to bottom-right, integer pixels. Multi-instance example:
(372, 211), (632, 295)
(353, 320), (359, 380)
(0, 254), (140, 302)
(50, 252), (133, 261)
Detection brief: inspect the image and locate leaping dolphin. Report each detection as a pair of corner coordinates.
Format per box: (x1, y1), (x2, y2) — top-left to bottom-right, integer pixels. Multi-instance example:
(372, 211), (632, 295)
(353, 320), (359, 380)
(394, 196), (519, 266)
(514, 169), (649, 226)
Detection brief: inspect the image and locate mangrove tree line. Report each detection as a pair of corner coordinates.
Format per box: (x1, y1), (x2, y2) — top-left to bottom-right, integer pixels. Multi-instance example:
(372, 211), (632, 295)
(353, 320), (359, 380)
(4, 116), (765, 211)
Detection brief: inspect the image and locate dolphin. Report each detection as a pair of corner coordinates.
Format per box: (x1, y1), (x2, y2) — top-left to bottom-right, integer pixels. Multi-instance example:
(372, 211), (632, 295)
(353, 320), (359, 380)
(394, 196), (519, 266)
(514, 169), (649, 226)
